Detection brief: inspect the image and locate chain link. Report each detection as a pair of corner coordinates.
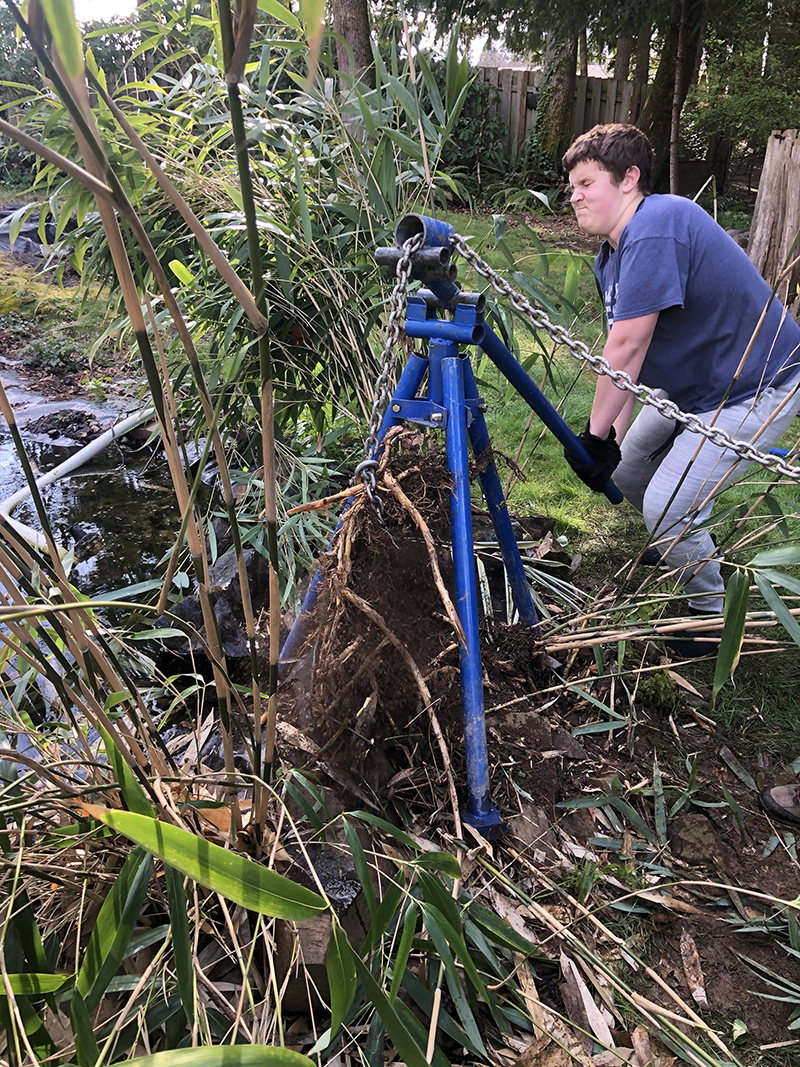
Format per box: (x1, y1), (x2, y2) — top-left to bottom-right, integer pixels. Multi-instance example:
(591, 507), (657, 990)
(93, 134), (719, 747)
(451, 232), (800, 482)
(356, 234), (424, 519)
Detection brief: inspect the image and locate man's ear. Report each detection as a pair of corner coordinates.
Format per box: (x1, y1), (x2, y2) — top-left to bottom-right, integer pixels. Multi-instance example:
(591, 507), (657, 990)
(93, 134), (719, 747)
(623, 166), (641, 193)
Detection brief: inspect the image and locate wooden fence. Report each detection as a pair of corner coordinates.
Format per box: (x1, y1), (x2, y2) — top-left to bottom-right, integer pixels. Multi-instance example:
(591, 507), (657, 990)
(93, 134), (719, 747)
(475, 67), (642, 161)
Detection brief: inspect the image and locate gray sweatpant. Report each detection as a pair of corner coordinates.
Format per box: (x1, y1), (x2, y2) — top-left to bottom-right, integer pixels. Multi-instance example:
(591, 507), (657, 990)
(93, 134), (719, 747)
(614, 376), (800, 613)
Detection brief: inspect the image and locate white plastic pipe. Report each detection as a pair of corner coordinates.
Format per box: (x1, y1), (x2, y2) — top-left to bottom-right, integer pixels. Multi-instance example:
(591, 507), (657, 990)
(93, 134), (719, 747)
(0, 408), (156, 555)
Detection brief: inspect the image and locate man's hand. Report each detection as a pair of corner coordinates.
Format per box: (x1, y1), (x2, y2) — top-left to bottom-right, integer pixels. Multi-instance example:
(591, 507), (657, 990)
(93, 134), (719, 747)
(565, 422), (622, 492)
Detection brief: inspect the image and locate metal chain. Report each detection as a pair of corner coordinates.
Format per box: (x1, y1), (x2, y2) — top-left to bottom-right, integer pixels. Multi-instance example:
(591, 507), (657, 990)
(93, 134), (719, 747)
(354, 233), (424, 519)
(451, 232), (800, 482)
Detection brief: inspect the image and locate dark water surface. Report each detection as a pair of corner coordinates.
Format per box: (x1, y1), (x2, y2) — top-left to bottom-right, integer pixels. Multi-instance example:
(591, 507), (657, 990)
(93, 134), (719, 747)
(1, 364), (183, 597)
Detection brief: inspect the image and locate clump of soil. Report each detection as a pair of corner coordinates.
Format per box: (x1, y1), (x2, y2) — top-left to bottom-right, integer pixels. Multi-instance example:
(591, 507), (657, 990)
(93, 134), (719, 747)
(24, 409), (104, 440)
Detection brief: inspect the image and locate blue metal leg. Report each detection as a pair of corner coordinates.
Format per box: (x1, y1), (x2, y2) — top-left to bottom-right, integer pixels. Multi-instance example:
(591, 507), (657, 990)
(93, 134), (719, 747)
(480, 325), (623, 505)
(442, 352), (504, 838)
(462, 358), (540, 632)
(279, 353), (430, 671)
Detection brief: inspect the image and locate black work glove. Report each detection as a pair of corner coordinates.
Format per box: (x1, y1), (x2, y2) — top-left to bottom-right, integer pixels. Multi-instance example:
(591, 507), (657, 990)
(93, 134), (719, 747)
(565, 421), (622, 492)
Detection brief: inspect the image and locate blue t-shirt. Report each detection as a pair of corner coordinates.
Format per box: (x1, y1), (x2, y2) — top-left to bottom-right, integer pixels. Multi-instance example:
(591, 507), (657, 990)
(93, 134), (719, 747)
(595, 195), (800, 413)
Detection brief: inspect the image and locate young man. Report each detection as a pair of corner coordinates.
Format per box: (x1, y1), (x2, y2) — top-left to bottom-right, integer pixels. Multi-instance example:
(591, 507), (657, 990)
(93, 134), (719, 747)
(562, 122), (800, 824)
(563, 123), (800, 630)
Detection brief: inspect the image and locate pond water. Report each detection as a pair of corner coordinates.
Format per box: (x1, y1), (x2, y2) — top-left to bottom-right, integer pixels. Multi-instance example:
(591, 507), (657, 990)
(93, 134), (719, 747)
(1, 362), (185, 598)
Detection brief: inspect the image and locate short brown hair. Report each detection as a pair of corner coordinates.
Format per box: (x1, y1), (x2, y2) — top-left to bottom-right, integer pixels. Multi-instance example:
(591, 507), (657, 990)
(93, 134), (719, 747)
(562, 123), (653, 194)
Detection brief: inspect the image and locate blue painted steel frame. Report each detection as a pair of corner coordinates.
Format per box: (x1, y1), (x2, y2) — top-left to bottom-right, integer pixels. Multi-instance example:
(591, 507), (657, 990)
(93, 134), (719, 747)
(282, 213), (624, 838)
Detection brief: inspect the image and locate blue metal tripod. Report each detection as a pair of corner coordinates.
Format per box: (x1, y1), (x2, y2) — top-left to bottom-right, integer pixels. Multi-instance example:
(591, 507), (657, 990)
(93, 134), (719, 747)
(280, 213), (622, 839)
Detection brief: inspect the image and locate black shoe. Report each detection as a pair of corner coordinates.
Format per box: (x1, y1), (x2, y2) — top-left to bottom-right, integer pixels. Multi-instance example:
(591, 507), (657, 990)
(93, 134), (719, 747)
(665, 607), (719, 658)
(760, 784), (800, 826)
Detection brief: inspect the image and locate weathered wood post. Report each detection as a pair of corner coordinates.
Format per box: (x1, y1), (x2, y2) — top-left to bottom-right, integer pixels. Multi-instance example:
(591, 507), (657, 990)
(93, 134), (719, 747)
(749, 129), (800, 321)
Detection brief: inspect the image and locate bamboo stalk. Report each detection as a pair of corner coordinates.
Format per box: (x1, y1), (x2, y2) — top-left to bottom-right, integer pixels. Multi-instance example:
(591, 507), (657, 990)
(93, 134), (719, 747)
(218, 0), (279, 806)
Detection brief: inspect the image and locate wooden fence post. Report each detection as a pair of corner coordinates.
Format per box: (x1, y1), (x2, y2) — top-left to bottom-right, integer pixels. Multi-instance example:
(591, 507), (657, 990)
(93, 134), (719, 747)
(749, 129), (800, 321)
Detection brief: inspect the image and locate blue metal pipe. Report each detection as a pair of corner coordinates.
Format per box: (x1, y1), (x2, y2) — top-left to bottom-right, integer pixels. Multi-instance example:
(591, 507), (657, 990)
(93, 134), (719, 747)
(442, 352), (504, 836)
(404, 318), (485, 345)
(462, 358), (540, 632)
(480, 325), (624, 505)
(394, 214), (455, 249)
(279, 353), (430, 672)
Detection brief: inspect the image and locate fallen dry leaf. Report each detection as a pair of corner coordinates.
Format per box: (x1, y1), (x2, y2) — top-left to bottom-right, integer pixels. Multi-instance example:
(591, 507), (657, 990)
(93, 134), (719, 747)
(679, 930), (709, 1009)
(560, 951), (614, 1048)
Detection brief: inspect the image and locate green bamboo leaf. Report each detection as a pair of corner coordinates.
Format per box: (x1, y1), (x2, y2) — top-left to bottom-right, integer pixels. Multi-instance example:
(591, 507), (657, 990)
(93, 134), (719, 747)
(10, 891), (49, 974)
(70, 989), (100, 1067)
(97, 809), (327, 919)
(362, 876), (405, 954)
(749, 545), (800, 568)
(39, 0), (83, 79)
(756, 567), (800, 596)
(256, 0), (302, 30)
(165, 865), (195, 1023)
(170, 260), (196, 285)
(408, 851), (462, 878)
(572, 719), (629, 736)
(350, 811), (418, 851)
(326, 920), (357, 1034)
(128, 1047), (316, 1066)
(346, 942), (435, 1067)
(606, 795), (657, 845)
(343, 818), (377, 922)
(4, 973), (70, 994)
(389, 900), (418, 1001)
(100, 725), (155, 817)
(77, 846), (153, 1011)
(383, 126), (424, 161)
(755, 573), (800, 648)
(293, 150), (312, 245)
(400, 969), (479, 1060)
(416, 51), (445, 124)
(423, 908), (487, 1056)
(713, 568), (750, 700)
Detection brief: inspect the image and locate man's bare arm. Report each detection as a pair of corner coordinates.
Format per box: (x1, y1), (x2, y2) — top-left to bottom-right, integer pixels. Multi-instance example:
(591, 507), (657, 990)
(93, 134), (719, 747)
(588, 312), (659, 439)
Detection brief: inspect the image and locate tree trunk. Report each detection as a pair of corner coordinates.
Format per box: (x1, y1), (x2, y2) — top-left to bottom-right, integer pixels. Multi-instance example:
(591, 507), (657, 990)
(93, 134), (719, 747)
(637, 0), (705, 189)
(669, 1), (687, 193)
(331, 0), (375, 89)
(579, 29), (588, 77)
(630, 22), (651, 122)
(749, 129), (800, 321)
(615, 35), (632, 81)
(536, 35), (577, 167)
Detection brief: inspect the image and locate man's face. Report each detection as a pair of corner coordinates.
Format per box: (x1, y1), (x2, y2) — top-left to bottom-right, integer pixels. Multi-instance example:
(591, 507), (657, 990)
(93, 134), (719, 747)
(568, 159), (629, 242)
